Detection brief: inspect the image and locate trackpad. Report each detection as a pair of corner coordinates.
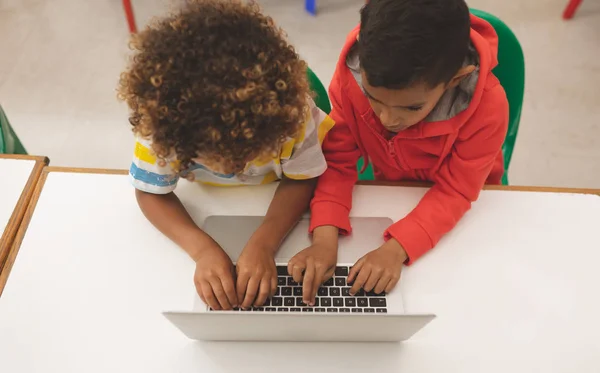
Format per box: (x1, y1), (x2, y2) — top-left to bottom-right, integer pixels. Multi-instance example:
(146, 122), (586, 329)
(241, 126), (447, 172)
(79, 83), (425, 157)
(202, 216), (393, 262)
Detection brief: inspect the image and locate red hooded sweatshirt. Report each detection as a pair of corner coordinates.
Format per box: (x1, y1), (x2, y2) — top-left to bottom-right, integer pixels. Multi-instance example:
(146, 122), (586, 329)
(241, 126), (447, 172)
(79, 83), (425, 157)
(309, 15), (509, 264)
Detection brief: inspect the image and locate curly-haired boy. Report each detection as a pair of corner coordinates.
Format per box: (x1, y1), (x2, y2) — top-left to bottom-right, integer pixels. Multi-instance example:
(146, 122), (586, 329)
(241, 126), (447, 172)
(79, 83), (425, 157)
(119, 0), (334, 311)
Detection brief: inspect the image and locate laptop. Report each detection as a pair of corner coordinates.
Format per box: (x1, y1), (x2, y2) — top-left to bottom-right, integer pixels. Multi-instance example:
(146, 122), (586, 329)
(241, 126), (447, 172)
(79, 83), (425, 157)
(163, 215), (435, 342)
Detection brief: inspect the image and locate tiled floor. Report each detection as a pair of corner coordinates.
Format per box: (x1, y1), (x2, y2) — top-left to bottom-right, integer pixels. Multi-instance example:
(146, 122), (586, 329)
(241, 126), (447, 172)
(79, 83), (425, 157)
(1, 0), (599, 187)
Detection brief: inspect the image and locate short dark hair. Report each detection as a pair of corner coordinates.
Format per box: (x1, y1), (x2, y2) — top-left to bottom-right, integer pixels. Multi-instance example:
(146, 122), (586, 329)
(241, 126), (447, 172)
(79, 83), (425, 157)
(358, 0), (471, 89)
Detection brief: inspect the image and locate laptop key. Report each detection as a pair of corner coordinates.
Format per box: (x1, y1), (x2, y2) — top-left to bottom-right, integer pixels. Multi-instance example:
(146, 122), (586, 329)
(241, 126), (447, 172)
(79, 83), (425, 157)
(281, 287), (292, 296)
(345, 298), (356, 307)
(263, 298), (271, 306)
(284, 297), (295, 307)
(369, 298), (387, 308)
(272, 297), (283, 306)
(376, 308), (387, 313)
(351, 308), (363, 313)
(357, 298), (368, 307)
(278, 308), (289, 312)
(254, 307), (264, 311)
(333, 298), (344, 307)
(318, 287), (328, 297)
(342, 287), (351, 297)
(287, 277), (298, 286)
(364, 308), (375, 313)
(296, 297), (306, 306)
(366, 290), (386, 297)
(326, 308), (338, 313)
(335, 266), (349, 277)
(313, 298), (320, 307)
(323, 278), (334, 287)
(290, 308), (302, 312)
(266, 307), (276, 312)
(335, 278), (346, 286)
(340, 308), (350, 313)
(356, 289), (365, 296)
(330, 287), (341, 297)
(315, 308), (326, 312)
(302, 308), (314, 312)
(274, 287), (281, 296)
(278, 277), (286, 286)
(276, 266), (288, 275)
(293, 287), (302, 296)
(321, 297), (332, 307)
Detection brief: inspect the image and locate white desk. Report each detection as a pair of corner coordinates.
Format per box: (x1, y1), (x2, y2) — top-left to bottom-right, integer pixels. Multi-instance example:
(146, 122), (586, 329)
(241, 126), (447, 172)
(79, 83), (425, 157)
(0, 155), (47, 285)
(1, 168), (600, 372)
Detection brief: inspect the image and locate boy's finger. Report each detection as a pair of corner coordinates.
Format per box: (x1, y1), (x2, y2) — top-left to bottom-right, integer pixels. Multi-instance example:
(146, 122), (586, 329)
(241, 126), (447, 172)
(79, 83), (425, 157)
(373, 274), (391, 294)
(270, 274), (278, 297)
(362, 270), (381, 292)
(292, 263), (305, 284)
(348, 258), (365, 284)
(302, 258), (315, 304)
(254, 278), (271, 307)
(309, 268), (325, 305)
(241, 277), (259, 309)
(220, 273), (238, 307)
(385, 276), (401, 293)
(209, 278), (232, 310)
(349, 266), (371, 295)
(235, 272), (250, 305)
(287, 258), (297, 277)
(201, 281), (220, 310)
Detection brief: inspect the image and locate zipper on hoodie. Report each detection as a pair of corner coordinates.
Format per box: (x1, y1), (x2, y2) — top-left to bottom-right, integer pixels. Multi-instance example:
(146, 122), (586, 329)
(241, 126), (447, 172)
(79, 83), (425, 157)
(387, 139), (395, 157)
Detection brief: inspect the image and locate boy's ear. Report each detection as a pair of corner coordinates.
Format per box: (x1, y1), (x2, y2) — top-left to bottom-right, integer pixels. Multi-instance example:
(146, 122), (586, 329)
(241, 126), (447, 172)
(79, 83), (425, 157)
(447, 65), (476, 89)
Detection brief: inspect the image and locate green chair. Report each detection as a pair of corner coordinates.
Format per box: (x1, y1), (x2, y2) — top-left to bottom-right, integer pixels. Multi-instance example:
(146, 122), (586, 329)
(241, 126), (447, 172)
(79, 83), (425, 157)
(0, 106), (27, 155)
(358, 9), (525, 185)
(307, 67), (331, 114)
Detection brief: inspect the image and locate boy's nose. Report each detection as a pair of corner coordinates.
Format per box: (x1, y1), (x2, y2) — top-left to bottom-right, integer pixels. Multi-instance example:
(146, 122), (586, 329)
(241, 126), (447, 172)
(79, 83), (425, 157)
(379, 110), (397, 128)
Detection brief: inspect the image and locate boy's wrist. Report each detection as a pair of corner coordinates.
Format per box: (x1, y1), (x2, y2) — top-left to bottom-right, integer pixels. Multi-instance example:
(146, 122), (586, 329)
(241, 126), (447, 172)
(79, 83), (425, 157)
(312, 225), (339, 246)
(246, 221), (282, 255)
(180, 229), (221, 262)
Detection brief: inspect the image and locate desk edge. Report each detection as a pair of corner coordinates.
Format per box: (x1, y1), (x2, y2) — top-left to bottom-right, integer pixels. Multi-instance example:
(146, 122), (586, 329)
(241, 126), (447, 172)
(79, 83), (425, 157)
(0, 156), (49, 295)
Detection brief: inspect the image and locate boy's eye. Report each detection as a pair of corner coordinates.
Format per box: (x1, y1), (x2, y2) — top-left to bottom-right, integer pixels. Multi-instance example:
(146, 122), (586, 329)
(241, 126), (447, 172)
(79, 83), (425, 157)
(406, 106), (423, 112)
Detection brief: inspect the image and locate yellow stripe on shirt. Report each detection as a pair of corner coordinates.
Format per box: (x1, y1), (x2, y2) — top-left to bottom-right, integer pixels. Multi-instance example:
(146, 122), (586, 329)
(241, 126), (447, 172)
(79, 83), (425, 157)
(280, 139), (295, 159)
(134, 141), (157, 165)
(317, 115), (335, 144)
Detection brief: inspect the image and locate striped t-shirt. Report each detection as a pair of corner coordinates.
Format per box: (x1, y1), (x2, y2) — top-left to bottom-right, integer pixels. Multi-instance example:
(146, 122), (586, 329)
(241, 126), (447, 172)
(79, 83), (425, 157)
(130, 98), (335, 194)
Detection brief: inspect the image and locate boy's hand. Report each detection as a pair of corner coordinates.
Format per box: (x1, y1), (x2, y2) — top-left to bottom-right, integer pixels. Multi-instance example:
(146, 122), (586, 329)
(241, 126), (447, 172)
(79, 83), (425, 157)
(236, 244), (277, 309)
(288, 226), (339, 306)
(288, 243), (337, 306)
(348, 238), (407, 295)
(193, 243), (237, 310)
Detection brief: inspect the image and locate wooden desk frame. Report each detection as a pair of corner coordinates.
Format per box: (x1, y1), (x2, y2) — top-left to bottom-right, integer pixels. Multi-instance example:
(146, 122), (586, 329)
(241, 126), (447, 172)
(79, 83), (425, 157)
(1, 165), (598, 295)
(0, 155), (49, 289)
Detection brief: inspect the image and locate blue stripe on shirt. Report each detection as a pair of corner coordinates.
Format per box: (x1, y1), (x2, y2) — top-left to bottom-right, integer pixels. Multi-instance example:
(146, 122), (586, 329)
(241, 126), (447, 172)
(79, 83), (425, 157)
(186, 162), (236, 179)
(129, 163), (178, 187)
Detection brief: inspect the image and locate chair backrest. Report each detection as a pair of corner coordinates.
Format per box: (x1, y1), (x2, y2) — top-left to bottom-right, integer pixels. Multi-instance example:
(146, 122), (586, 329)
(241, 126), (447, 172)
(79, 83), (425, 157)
(0, 105), (27, 155)
(358, 10), (525, 184)
(471, 9), (525, 184)
(307, 67), (331, 113)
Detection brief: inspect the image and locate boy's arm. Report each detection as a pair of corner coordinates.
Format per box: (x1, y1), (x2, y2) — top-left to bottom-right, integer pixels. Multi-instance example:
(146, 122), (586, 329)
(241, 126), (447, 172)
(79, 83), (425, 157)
(288, 72), (361, 304)
(135, 190), (237, 310)
(385, 85), (509, 264)
(135, 190), (214, 261)
(309, 72), (362, 238)
(130, 139), (236, 310)
(244, 177), (317, 253)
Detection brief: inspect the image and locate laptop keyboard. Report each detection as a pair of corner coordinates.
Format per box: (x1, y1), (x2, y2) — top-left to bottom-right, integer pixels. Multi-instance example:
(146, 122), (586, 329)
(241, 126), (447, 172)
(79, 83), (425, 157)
(210, 265), (388, 313)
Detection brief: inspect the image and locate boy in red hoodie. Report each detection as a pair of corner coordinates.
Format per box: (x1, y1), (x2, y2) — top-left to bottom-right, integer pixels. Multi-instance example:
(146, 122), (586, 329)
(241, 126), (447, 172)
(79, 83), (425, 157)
(288, 0), (508, 304)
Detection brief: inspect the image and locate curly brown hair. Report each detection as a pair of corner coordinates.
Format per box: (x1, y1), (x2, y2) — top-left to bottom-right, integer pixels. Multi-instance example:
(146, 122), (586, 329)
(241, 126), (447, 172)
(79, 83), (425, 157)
(118, 0), (310, 174)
